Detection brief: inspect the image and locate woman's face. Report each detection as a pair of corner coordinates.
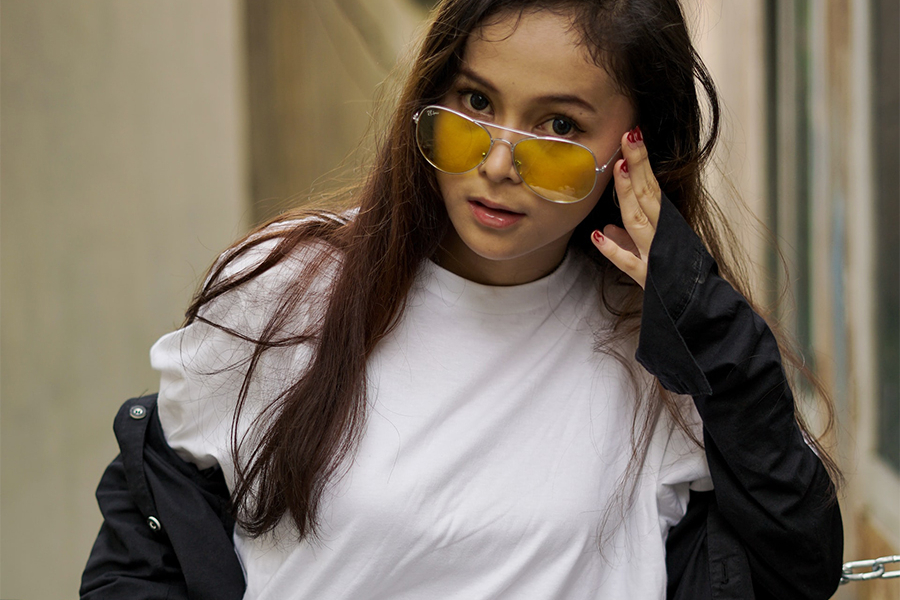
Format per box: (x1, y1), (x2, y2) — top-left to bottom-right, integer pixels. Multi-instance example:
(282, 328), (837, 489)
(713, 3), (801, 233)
(433, 9), (634, 285)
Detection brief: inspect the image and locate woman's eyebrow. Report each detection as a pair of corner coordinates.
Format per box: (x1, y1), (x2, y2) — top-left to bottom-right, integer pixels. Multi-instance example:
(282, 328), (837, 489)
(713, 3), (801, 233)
(457, 67), (597, 114)
(456, 67), (498, 94)
(532, 93), (598, 114)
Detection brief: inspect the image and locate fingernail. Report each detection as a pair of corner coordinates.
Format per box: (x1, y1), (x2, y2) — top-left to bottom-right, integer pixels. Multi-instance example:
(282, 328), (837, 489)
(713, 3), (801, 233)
(626, 130), (636, 144)
(634, 126), (643, 142)
(620, 160), (629, 175)
(592, 230), (604, 244)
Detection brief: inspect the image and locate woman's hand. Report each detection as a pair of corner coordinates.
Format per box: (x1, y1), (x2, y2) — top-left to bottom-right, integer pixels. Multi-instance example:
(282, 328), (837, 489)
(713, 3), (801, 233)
(590, 127), (661, 289)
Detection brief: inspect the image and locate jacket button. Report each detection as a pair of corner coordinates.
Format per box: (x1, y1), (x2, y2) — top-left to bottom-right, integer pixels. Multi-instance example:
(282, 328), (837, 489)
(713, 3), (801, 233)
(147, 516), (162, 531)
(129, 405), (147, 419)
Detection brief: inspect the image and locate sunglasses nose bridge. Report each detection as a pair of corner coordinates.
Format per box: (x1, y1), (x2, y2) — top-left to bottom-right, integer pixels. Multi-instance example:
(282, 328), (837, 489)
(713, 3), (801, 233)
(490, 137), (514, 151)
(481, 121), (535, 173)
(478, 133), (523, 182)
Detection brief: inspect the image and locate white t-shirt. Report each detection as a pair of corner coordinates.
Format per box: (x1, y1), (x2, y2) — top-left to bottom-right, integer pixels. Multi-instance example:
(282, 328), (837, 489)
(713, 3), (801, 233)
(151, 242), (711, 600)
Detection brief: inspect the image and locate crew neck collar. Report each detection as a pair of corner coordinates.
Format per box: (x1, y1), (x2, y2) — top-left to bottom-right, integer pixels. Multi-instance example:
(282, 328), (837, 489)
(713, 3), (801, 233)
(420, 251), (585, 315)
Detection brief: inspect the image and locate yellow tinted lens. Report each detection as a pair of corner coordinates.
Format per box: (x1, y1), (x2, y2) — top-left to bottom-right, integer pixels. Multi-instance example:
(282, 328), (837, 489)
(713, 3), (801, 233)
(418, 108), (489, 173)
(515, 139), (597, 203)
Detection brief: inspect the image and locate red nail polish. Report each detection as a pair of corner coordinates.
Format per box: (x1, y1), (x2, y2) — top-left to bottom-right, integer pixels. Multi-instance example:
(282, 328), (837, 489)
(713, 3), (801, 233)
(634, 126), (643, 142)
(592, 230), (603, 243)
(621, 160), (629, 174)
(626, 131), (636, 144)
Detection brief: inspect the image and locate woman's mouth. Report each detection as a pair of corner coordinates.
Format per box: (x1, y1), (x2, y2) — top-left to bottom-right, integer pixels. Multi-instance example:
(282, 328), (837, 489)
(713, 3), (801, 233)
(468, 198), (525, 229)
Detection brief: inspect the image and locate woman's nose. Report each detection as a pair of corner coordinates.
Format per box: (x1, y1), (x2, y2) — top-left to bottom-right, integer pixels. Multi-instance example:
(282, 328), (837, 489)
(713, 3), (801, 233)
(478, 138), (521, 184)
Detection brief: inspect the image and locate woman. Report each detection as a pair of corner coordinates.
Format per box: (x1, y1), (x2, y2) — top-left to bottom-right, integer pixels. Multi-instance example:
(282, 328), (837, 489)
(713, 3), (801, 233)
(81, 1), (843, 598)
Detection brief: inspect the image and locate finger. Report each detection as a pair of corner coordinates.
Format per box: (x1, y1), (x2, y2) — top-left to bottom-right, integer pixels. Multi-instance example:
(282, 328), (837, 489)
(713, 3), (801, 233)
(618, 127), (661, 229)
(591, 229), (647, 289)
(613, 157), (656, 255)
(602, 224), (639, 259)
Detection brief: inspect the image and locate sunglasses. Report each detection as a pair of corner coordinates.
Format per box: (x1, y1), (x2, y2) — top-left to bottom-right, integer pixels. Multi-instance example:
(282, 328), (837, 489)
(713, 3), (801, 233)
(413, 105), (621, 204)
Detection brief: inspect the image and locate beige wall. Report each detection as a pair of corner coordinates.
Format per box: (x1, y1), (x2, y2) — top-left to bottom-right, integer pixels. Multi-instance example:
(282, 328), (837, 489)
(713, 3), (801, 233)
(244, 0), (426, 222)
(686, 0), (768, 281)
(1, 1), (248, 597)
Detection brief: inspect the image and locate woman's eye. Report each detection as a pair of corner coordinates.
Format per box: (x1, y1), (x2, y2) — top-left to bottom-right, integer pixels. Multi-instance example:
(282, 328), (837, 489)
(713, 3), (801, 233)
(467, 92), (490, 111)
(551, 117), (575, 136)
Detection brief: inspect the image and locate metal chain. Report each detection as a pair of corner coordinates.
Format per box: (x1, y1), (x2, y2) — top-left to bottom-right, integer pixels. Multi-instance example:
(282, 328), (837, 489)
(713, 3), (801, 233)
(840, 555), (900, 584)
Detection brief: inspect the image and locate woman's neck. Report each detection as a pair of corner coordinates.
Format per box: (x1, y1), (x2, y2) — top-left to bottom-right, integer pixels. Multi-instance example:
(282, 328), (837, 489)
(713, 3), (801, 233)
(433, 229), (570, 286)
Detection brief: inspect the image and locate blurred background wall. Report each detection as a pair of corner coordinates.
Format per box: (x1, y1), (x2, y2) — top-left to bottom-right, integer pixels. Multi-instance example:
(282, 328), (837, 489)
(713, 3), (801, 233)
(1, 0), (250, 596)
(2, 2), (248, 598)
(1, 0), (896, 598)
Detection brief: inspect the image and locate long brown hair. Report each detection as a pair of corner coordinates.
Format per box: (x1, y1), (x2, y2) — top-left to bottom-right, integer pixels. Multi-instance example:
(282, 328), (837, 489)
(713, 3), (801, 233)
(186, 0), (840, 540)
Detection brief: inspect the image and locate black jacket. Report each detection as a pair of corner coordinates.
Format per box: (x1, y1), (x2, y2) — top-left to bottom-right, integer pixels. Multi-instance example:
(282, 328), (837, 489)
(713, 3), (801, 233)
(81, 197), (843, 599)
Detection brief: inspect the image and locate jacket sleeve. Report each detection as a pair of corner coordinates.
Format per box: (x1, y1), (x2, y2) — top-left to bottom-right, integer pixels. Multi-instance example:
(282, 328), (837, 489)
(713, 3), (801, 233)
(637, 196), (843, 600)
(80, 395), (245, 600)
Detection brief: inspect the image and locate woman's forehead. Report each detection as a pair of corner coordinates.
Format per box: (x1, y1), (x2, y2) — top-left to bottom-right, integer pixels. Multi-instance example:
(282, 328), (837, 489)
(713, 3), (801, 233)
(460, 10), (620, 109)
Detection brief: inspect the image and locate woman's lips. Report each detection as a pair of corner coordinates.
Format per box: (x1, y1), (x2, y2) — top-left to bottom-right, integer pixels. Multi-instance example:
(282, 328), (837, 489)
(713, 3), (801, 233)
(468, 198), (525, 229)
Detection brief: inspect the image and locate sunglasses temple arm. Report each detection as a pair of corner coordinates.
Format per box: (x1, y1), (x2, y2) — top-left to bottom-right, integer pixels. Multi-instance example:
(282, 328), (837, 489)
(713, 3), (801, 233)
(598, 146), (622, 173)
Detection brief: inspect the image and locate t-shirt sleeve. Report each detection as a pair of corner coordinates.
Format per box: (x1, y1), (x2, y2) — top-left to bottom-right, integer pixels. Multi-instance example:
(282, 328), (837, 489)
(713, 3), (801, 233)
(655, 398), (712, 535)
(151, 235), (329, 481)
(151, 305), (254, 472)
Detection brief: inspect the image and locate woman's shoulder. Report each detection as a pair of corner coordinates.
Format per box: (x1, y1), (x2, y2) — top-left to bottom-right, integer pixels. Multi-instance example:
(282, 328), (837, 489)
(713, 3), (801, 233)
(197, 210), (354, 326)
(211, 211), (352, 291)
(151, 212), (354, 468)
